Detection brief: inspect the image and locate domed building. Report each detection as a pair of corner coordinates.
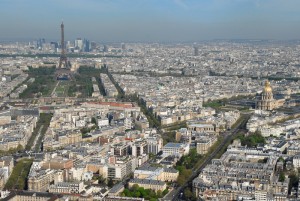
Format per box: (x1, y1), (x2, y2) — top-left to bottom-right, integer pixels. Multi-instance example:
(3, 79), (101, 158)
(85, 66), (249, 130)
(256, 80), (285, 111)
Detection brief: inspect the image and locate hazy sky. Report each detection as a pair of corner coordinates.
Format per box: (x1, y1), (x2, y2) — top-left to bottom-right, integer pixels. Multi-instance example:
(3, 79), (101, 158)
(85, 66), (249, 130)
(1, 0), (300, 42)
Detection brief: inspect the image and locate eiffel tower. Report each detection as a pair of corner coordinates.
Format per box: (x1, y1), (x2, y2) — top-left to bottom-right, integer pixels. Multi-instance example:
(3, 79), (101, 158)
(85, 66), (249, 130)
(58, 22), (69, 68)
(56, 22), (72, 81)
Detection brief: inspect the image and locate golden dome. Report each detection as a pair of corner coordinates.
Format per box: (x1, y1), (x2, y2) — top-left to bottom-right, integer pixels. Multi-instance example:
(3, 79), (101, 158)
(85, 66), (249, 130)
(264, 80), (272, 93)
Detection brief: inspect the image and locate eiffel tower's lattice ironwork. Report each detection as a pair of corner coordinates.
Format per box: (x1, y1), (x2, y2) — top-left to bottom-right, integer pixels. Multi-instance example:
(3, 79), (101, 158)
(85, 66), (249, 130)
(58, 22), (69, 68)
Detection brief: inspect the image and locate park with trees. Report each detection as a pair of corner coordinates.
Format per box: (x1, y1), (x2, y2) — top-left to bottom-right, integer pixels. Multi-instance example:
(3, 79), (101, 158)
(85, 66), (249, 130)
(120, 184), (168, 201)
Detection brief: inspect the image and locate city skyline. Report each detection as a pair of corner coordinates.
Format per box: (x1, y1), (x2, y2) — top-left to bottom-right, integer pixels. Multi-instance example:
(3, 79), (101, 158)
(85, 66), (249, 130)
(0, 1), (300, 199)
(1, 0), (300, 42)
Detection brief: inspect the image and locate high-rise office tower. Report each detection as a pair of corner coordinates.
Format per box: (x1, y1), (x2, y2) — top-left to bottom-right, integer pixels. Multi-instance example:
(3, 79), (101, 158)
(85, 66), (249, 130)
(194, 46), (199, 56)
(84, 39), (90, 52)
(121, 43), (126, 50)
(103, 45), (108, 52)
(75, 38), (83, 51)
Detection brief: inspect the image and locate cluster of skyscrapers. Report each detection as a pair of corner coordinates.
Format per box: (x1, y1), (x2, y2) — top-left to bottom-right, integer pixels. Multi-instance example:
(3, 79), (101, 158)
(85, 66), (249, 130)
(35, 37), (92, 53)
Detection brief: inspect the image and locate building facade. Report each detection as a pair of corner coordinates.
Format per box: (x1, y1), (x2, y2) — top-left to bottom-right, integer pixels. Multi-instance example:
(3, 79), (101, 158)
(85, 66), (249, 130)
(256, 80), (284, 111)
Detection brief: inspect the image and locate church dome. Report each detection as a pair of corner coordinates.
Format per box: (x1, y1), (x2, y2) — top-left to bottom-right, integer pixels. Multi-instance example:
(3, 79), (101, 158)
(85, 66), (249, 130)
(264, 80), (272, 93)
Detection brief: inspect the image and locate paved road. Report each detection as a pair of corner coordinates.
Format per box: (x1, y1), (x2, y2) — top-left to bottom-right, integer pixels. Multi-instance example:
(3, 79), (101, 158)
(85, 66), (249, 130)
(31, 125), (43, 151)
(51, 81), (60, 97)
(162, 114), (250, 201)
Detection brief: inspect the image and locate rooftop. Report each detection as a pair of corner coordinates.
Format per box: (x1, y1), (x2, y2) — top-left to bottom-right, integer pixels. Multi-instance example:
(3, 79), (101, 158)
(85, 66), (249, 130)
(164, 142), (183, 148)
